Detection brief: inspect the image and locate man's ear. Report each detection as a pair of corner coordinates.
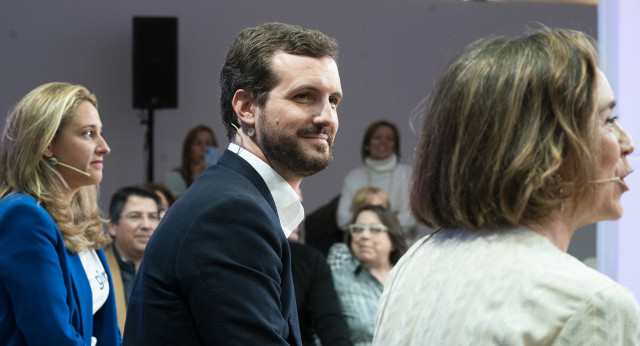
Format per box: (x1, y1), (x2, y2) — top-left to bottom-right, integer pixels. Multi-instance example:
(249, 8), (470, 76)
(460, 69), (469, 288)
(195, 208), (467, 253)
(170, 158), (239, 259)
(107, 221), (118, 237)
(231, 89), (256, 127)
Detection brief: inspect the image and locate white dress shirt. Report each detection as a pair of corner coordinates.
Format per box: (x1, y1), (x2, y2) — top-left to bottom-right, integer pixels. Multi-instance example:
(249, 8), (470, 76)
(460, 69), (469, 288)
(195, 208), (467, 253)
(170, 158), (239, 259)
(228, 143), (304, 237)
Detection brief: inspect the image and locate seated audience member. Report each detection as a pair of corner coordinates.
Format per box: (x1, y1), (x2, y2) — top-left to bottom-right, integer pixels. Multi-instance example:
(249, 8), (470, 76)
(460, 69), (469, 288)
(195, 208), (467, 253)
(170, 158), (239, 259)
(289, 188), (353, 346)
(327, 187), (390, 270)
(372, 29), (640, 345)
(105, 185), (162, 333)
(164, 124), (217, 198)
(332, 205), (407, 346)
(142, 182), (175, 218)
(336, 120), (416, 244)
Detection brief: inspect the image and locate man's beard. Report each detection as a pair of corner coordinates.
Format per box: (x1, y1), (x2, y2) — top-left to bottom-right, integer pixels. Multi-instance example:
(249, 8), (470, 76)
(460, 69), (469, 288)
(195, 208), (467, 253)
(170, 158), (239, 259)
(258, 113), (334, 178)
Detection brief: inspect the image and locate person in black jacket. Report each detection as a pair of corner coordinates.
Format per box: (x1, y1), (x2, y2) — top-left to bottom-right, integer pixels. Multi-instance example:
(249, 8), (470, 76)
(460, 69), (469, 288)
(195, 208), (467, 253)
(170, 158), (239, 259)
(123, 22), (343, 345)
(290, 188), (352, 345)
(290, 243), (353, 346)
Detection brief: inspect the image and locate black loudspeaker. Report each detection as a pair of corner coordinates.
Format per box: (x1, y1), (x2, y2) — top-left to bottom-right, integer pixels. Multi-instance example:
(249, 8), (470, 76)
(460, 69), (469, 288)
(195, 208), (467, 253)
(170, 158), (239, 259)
(133, 17), (178, 109)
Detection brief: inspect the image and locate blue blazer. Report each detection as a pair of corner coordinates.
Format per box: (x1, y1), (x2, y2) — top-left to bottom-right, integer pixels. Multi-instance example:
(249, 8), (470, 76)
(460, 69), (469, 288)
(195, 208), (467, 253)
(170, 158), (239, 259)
(124, 150), (302, 345)
(0, 193), (121, 346)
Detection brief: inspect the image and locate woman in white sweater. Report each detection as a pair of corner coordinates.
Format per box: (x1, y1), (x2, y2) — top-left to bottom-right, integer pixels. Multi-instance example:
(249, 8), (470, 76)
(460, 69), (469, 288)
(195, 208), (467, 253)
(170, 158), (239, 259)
(373, 29), (640, 345)
(336, 120), (416, 244)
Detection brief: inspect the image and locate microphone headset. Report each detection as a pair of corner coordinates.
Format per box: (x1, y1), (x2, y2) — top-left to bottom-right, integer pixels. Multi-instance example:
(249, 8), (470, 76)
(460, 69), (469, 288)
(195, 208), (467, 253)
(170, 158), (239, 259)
(46, 157), (91, 177)
(560, 177), (621, 186)
(590, 177), (621, 184)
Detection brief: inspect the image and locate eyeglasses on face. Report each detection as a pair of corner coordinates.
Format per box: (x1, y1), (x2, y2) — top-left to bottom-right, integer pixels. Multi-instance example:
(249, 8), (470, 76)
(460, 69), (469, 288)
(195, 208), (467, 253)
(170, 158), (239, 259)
(122, 212), (161, 223)
(348, 223), (388, 235)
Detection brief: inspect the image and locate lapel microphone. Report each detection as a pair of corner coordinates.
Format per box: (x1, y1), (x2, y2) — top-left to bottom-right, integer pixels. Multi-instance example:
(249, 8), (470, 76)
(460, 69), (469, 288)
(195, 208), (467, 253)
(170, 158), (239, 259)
(47, 157), (91, 177)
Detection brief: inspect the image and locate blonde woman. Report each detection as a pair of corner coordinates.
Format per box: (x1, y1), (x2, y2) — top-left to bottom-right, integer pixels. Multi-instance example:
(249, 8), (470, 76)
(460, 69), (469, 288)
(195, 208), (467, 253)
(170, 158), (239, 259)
(0, 82), (121, 345)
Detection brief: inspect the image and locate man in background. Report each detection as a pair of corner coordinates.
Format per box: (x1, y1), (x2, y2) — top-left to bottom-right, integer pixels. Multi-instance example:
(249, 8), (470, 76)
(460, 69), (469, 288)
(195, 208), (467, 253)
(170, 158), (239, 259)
(105, 185), (162, 334)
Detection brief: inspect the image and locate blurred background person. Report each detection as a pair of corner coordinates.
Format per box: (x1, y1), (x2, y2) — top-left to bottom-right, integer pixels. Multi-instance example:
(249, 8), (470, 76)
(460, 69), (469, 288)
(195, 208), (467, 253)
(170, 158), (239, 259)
(332, 205), (407, 346)
(336, 120), (416, 244)
(289, 187), (353, 346)
(105, 185), (162, 334)
(0, 82), (120, 345)
(327, 187), (390, 270)
(164, 124), (217, 198)
(373, 29), (640, 345)
(142, 182), (175, 218)
(304, 194), (342, 256)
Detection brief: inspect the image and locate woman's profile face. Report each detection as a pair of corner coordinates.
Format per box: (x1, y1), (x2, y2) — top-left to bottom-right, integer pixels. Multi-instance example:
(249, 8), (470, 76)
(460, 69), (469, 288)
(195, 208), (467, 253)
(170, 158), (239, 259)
(190, 130), (214, 164)
(366, 125), (395, 160)
(582, 70), (634, 224)
(350, 210), (393, 268)
(47, 101), (110, 191)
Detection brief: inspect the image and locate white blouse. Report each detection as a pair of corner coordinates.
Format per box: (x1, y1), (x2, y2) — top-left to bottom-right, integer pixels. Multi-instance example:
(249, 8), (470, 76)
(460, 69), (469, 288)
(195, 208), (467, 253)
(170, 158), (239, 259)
(78, 249), (109, 315)
(373, 227), (640, 345)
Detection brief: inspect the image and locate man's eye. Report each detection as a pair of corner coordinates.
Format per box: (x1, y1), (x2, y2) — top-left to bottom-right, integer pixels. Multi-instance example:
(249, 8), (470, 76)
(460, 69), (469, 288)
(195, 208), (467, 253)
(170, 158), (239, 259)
(127, 214), (142, 221)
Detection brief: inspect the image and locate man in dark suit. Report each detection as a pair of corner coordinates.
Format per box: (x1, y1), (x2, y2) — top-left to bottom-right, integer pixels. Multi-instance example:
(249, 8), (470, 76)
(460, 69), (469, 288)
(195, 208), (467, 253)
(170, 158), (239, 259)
(123, 22), (343, 345)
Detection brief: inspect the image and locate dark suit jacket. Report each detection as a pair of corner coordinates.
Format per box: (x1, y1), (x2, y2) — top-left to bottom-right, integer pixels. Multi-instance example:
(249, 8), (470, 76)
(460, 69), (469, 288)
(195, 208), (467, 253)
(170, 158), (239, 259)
(290, 242), (352, 346)
(124, 150), (301, 345)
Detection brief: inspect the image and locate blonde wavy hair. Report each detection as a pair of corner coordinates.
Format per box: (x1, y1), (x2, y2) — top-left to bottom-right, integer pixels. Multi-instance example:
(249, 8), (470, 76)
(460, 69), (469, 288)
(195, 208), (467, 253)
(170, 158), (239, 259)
(411, 28), (600, 230)
(0, 82), (110, 253)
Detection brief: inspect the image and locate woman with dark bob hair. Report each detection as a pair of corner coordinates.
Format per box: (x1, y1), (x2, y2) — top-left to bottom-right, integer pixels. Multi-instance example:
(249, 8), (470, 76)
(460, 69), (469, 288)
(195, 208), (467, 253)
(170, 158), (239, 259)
(332, 205), (407, 345)
(373, 29), (639, 345)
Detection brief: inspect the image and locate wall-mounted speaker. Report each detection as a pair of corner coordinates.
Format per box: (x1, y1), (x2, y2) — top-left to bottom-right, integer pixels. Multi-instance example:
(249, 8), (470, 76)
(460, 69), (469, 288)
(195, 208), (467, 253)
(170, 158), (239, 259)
(133, 17), (178, 109)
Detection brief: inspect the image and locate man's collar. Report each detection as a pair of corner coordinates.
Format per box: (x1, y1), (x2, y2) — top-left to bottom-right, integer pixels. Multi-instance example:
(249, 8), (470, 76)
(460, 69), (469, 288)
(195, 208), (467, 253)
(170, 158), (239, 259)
(228, 143), (304, 237)
(111, 244), (135, 271)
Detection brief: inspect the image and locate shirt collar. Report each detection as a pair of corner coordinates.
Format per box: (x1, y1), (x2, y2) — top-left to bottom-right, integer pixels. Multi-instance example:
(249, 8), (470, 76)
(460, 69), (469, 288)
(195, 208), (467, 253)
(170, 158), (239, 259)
(228, 143), (304, 237)
(112, 245), (136, 273)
